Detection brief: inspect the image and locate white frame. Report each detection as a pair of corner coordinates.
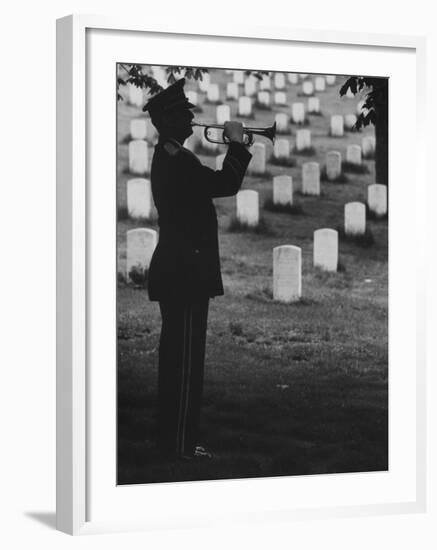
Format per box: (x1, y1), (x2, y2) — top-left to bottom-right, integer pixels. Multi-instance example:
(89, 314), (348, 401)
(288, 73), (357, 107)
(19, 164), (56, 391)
(56, 14), (427, 535)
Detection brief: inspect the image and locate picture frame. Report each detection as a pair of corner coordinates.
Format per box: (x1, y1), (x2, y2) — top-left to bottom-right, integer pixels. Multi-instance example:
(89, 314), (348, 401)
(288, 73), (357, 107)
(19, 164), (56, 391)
(56, 14), (427, 535)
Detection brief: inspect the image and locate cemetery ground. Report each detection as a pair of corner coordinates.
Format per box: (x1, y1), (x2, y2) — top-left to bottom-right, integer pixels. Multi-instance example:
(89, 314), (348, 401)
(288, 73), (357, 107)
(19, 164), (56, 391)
(116, 70), (388, 484)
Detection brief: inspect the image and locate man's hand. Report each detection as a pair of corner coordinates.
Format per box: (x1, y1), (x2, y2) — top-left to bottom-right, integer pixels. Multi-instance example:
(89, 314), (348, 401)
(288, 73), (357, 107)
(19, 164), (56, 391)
(223, 121), (244, 144)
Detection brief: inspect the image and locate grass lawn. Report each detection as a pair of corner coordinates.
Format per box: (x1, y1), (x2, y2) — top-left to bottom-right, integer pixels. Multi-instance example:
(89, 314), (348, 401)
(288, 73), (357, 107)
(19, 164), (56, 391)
(116, 68), (388, 484)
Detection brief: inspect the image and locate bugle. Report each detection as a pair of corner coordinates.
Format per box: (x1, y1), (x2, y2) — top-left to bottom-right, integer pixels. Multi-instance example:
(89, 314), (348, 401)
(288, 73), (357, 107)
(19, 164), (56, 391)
(191, 121), (276, 146)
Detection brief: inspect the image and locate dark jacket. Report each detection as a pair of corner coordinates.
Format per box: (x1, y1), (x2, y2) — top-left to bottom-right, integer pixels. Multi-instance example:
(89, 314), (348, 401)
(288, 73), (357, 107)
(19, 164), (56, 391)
(147, 138), (252, 302)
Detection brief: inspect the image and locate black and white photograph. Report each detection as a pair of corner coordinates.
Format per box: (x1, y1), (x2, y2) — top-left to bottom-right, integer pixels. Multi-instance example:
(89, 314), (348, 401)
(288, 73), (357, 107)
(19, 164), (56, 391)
(116, 64), (388, 485)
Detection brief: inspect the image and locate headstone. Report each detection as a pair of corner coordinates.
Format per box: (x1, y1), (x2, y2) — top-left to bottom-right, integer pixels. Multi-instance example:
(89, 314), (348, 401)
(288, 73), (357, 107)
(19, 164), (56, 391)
(129, 140), (149, 175)
(186, 91), (198, 106)
(307, 97), (320, 113)
(325, 75), (336, 86)
(302, 81), (314, 96)
(274, 73), (286, 89)
(302, 162), (320, 195)
(273, 175), (293, 205)
(300, 73), (308, 79)
(248, 143), (266, 174)
(313, 229), (338, 272)
(236, 190), (259, 226)
(198, 73), (211, 93)
(288, 73), (299, 85)
(244, 76), (257, 97)
(274, 92), (287, 105)
(216, 153), (226, 171)
(127, 178), (153, 219)
(314, 76), (326, 92)
(233, 71), (244, 85)
(207, 83), (220, 102)
(346, 144), (362, 165)
(326, 151), (342, 180)
(362, 135), (376, 156)
(275, 113), (289, 133)
(238, 96), (252, 116)
(291, 102), (305, 124)
(273, 245), (302, 302)
(273, 139), (290, 159)
(344, 114), (357, 130)
(126, 228), (157, 278)
(128, 83), (144, 108)
(257, 91), (271, 107)
(130, 119), (147, 140)
(344, 202), (366, 235)
(226, 82), (239, 100)
(368, 184), (387, 216)
(330, 115), (344, 137)
(296, 129), (311, 151)
(216, 104), (231, 124)
(260, 75), (271, 91)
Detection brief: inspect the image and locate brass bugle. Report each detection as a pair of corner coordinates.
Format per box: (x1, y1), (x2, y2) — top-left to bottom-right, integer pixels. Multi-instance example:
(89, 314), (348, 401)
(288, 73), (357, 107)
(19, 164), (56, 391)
(191, 121), (276, 146)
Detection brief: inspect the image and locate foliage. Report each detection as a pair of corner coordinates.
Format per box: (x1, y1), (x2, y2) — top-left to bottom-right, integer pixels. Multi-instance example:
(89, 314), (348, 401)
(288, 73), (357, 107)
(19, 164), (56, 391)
(339, 76), (388, 131)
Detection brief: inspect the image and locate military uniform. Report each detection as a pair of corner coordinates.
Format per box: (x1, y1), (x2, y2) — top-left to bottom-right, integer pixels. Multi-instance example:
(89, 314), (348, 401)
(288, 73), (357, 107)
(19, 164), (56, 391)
(144, 79), (252, 458)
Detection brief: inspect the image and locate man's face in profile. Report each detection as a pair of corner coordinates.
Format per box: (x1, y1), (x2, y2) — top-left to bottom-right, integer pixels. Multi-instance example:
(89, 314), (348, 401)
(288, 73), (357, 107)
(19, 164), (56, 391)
(166, 106), (195, 142)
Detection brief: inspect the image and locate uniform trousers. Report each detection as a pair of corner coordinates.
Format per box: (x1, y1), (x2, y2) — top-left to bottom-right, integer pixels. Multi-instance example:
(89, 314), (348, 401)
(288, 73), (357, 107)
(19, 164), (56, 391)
(157, 298), (210, 457)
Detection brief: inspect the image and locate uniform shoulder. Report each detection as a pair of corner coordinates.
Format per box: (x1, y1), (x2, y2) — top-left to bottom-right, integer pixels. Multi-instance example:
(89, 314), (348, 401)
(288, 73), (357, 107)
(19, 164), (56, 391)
(162, 138), (183, 157)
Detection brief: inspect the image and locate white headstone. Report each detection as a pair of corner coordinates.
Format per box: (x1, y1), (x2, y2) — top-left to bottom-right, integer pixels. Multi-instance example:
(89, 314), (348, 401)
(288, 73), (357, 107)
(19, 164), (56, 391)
(307, 97), (320, 113)
(128, 83), (144, 108)
(330, 115), (344, 137)
(238, 96), (252, 116)
(257, 91), (270, 106)
(273, 175), (293, 205)
(326, 151), (342, 180)
(346, 144), (362, 165)
(207, 83), (220, 102)
(130, 119), (147, 140)
(127, 178), (153, 219)
(302, 162), (320, 196)
(216, 104), (231, 124)
(344, 202), (366, 235)
(274, 73), (286, 89)
(274, 92), (287, 105)
(198, 73), (211, 93)
(126, 228), (157, 277)
(215, 153), (226, 171)
(248, 143), (266, 175)
(237, 190), (259, 227)
(296, 129), (311, 151)
(314, 76), (326, 92)
(275, 113), (289, 133)
(244, 76), (257, 97)
(233, 71), (244, 85)
(325, 75), (337, 86)
(288, 73), (299, 85)
(302, 81), (314, 96)
(273, 245), (302, 302)
(186, 91), (198, 106)
(129, 140), (149, 175)
(260, 75), (271, 90)
(362, 135), (376, 157)
(291, 102), (305, 124)
(344, 114), (357, 130)
(313, 229), (338, 272)
(274, 139), (290, 159)
(226, 82), (239, 100)
(368, 184), (387, 216)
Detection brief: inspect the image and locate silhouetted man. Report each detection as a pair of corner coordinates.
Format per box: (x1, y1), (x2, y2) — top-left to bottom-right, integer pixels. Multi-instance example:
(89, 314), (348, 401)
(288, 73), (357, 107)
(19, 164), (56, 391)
(143, 78), (252, 460)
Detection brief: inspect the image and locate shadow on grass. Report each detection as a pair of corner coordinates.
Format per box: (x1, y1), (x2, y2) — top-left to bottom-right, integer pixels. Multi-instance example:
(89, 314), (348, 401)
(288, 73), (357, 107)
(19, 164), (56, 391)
(263, 199), (305, 215)
(228, 216), (276, 236)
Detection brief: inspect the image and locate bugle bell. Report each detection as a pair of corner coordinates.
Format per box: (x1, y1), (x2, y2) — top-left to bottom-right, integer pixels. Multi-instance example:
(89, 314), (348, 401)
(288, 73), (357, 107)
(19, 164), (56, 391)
(191, 121), (276, 146)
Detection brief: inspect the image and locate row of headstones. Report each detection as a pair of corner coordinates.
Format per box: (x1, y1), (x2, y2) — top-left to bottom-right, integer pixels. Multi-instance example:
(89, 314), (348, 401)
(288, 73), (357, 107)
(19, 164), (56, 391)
(123, 226), (345, 303)
(125, 176), (387, 229)
(127, 132), (375, 181)
(125, 71), (346, 110)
